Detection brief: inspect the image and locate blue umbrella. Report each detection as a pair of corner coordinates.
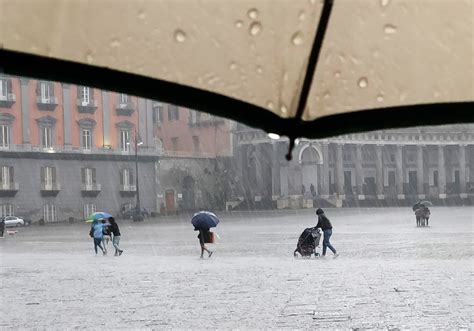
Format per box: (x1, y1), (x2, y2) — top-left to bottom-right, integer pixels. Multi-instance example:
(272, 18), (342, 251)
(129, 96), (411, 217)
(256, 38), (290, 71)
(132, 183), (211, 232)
(191, 211), (220, 230)
(85, 212), (113, 223)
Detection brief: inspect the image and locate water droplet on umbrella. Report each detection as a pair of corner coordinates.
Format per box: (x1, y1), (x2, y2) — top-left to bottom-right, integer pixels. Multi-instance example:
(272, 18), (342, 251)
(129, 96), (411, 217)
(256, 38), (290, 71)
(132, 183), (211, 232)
(323, 91), (331, 99)
(298, 11), (306, 21)
(138, 10), (146, 20)
(381, 0), (391, 7)
(267, 101), (274, 110)
(247, 8), (259, 20)
(291, 31), (303, 46)
(85, 52), (93, 64)
(249, 22), (262, 36)
(256, 66), (263, 74)
(280, 104), (288, 114)
(377, 94), (384, 102)
(384, 24), (397, 34)
(358, 77), (368, 88)
(334, 71), (341, 78)
(229, 62), (237, 70)
(174, 30), (187, 42)
(235, 20), (243, 28)
(109, 39), (121, 48)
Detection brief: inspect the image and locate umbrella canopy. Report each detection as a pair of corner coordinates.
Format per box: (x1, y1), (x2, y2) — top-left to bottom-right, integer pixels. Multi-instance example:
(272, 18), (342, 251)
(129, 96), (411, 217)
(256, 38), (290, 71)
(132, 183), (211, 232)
(419, 201), (433, 207)
(191, 211), (220, 230)
(0, 0), (472, 141)
(85, 212), (112, 223)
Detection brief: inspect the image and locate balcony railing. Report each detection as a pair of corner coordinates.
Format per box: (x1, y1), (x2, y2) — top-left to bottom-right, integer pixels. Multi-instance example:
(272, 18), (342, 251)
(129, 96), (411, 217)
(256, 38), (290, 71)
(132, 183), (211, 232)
(36, 96), (59, 111)
(116, 102), (135, 116)
(119, 184), (136, 196)
(0, 93), (16, 108)
(81, 183), (102, 197)
(40, 182), (61, 196)
(77, 99), (98, 113)
(0, 182), (19, 197)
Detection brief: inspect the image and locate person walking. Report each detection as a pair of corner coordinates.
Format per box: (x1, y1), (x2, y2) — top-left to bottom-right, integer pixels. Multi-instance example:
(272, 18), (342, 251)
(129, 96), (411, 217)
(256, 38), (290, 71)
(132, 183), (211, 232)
(89, 219), (106, 255)
(315, 208), (338, 258)
(109, 217), (123, 256)
(0, 217), (5, 238)
(198, 228), (213, 259)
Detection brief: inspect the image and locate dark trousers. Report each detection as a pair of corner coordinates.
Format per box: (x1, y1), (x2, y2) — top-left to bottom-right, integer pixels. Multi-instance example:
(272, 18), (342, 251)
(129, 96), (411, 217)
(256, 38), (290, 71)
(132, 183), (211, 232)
(322, 229), (337, 255)
(93, 238), (104, 254)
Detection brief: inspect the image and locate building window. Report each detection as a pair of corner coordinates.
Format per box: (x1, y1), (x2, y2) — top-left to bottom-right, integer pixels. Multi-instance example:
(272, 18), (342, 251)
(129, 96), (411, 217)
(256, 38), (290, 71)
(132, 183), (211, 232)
(193, 136), (200, 152)
(171, 137), (179, 151)
(388, 171), (396, 186)
(0, 78), (8, 98)
(390, 154), (396, 162)
(119, 93), (128, 104)
(343, 154), (352, 162)
(168, 105), (179, 121)
(433, 170), (439, 187)
(121, 203), (133, 213)
(189, 110), (202, 124)
(83, 204), (96, 219)
(0, 125), (10, 149)
(40, 166), (57, 187)
(38, 81), (54, 102)
(79, 86), (91, 103)
(153, 103), (164, 124)
(81, 129), (92, 151)
(81, 168), (96, 186)
(0, 166), (14, 188)
(43, 204), (57, 223)
(0, 203), (14, 217)
(120, 130), (130, 152)
(120, 168), (134, 189)
(41, 126), (53, 149)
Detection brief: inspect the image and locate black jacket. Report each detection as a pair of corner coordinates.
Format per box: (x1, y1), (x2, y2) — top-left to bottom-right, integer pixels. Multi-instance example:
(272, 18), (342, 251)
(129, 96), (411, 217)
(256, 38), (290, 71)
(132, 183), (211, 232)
(110, 222), (121, 236)
(316, 214), (332, 230)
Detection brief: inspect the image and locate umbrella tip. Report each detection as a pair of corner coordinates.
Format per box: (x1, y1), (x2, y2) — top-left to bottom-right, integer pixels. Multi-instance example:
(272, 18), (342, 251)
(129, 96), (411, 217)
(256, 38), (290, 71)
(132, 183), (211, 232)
(285, 137), (295, 161)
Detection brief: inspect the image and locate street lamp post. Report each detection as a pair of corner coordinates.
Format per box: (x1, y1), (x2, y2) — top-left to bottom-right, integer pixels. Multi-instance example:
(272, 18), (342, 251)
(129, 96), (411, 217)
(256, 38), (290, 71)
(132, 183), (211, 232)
(131, 130), (144, 222)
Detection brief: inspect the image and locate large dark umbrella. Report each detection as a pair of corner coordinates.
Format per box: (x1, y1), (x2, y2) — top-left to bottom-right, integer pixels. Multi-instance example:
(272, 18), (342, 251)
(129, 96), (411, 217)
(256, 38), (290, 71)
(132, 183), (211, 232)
(191, 211), (220, 231)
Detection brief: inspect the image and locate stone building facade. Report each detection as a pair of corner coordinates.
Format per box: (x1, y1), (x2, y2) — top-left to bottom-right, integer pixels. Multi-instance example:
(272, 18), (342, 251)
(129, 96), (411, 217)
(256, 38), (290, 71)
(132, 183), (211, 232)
(234, 124), (474, 208)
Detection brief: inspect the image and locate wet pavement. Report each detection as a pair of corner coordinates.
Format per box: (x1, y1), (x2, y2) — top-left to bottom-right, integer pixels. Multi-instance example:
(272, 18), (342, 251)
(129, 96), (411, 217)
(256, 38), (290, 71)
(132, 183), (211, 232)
(1, 207), (473, 329)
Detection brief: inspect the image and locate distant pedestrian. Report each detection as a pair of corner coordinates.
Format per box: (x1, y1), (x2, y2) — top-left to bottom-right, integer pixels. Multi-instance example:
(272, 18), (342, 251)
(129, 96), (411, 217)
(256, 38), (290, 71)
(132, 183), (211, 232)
(315, 208), (338, 258)
(198, 228), (213, 259)
(310, 183), (316, 197)
(108, 217), (123, 256)
(301, 184), (306, 195)
(0, 217), (5, 237)
(89, 219), (106, 255)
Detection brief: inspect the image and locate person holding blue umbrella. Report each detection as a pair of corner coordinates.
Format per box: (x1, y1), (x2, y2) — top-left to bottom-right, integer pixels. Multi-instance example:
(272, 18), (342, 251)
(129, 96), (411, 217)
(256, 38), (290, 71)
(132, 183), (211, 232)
(192, 211), (219, 259)
(89, 219), (107, 255)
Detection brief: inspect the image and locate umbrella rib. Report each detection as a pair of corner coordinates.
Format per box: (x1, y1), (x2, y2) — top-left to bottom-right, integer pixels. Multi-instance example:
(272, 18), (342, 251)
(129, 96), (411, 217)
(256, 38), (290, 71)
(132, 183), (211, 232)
(294, 0), (334, 121)
(286, 0), (334, 160)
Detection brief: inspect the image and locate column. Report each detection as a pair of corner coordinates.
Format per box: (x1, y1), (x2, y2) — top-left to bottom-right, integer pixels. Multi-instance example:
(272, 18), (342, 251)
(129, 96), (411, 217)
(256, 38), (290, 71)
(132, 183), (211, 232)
(62, 84), (72, 149)
(396, 145), (405, 199)
(145, 100), (154, 148)
(138, 98), (147, 145)
(20, 78), (30, 146)
(321, 142), (329, 197)
(102, 91), (110, 146)
(335, 144), (344, 197)
(375, 145), (384, 199)
(416, 145), (425, 199)
(438, 145), (446, 198)
(271, 142), (281, 197)
(355, 145), (364, 199)
(459, 144), (467, 198)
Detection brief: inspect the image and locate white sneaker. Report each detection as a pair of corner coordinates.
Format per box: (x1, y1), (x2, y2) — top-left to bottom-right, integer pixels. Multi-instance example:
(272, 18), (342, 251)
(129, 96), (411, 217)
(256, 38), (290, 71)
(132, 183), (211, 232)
(333, 253), (339, 259)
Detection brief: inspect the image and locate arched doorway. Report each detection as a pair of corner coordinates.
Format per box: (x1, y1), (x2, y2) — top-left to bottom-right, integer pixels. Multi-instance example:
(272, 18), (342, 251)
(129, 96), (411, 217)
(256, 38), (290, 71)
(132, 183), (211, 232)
(299, 145), (322, 196)
(182, 176), (196, 210)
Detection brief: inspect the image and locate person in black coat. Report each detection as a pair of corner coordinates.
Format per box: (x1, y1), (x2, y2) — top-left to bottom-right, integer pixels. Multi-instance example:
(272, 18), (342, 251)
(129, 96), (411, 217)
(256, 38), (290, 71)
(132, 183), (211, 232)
(315, 208), (338, 258)
(197, 228), (213, 259)
(109, 217), (123, 256)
